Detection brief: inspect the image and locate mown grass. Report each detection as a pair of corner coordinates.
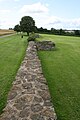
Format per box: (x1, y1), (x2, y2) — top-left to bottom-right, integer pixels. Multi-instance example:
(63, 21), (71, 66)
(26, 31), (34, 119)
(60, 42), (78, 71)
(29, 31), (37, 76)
(0, 34), (27, 114)
(38, 34), (80, 120)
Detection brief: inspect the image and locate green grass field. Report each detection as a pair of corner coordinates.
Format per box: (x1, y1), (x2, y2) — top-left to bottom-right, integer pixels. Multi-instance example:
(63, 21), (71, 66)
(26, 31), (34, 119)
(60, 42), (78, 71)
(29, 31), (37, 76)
(0, 34), (27, 114)
(38, 34), (80, 120)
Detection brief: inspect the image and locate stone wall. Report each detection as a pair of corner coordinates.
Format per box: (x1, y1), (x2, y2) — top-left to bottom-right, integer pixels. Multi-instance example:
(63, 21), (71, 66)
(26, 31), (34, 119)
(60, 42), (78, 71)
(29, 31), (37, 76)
(36, 41), (55, 51)
(0, 41), (57, 120)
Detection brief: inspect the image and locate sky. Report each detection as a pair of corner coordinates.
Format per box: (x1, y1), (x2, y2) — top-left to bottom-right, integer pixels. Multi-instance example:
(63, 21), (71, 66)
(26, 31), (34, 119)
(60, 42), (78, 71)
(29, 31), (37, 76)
(0, 0), (80, 30)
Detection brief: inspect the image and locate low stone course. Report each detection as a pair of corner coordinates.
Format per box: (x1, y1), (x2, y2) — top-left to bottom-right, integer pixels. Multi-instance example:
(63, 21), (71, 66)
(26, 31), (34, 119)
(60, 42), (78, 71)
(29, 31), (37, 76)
(36, 41), (55, 51)
(0, 41), (57, 120)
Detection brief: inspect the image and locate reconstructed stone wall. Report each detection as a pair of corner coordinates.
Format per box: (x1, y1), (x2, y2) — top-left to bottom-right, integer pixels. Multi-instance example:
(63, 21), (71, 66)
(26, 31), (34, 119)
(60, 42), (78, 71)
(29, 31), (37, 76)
(0, 41), (57, 120)
(36, 41), (55, 51)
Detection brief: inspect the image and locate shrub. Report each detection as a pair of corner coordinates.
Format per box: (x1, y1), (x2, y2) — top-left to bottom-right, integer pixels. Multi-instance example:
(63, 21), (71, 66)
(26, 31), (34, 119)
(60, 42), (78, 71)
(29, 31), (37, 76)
(27, 32), (36, 42)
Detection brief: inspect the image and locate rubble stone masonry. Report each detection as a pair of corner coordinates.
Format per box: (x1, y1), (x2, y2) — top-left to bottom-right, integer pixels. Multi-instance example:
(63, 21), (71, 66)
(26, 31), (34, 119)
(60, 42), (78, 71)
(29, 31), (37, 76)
(0, 41), (57, 120)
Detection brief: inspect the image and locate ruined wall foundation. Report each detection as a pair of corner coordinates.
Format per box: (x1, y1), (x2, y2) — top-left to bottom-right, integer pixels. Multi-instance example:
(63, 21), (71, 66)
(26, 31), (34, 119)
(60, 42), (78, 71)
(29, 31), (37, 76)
(0, 41), (57, 120)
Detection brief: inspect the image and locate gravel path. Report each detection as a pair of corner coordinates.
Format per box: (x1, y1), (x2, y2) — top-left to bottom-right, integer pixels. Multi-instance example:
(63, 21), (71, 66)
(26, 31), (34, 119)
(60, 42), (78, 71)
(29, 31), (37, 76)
(0, 34), (15, 38)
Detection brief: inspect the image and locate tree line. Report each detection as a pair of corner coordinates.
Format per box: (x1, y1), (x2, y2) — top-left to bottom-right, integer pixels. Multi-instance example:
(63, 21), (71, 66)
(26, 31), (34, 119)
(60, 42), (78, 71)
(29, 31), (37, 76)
(14, 16), (80, 37)
(37, 28), (80, 36)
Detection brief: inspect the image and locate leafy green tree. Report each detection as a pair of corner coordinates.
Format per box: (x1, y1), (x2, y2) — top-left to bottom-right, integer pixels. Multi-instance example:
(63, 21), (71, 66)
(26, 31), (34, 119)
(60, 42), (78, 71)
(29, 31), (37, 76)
(74, 30), (80, 36)
(51, 28), (56, 34)
(14, 24), (21, 33)
(59, 29), (65, 35)
(20, 16), (35, 36)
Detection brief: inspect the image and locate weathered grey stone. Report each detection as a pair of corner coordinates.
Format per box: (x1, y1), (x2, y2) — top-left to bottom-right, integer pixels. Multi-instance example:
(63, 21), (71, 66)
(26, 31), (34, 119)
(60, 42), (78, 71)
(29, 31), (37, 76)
(35, 82), (48, 90)
(21, 94), (33, 103)
(42, 107), (55, 117)
(14, 100), (26, 110)
(32, 96), (43, 104)
(0, 116), (18, 120)
(8, 115), (18, 120)
(22, 83), (35, 94)
(21, 118), (29, 120)
(36, 41), (55, 51)
(30, 114), (45, 120)
(22, 83), (32, 89)
(31, 104), (43, 112)
(13, 79), (21, 85)
(44, 100), (53, 106)
(38, 90), (51, 100)
(19, 107), (30, 118)
(8, 91), (17, 100)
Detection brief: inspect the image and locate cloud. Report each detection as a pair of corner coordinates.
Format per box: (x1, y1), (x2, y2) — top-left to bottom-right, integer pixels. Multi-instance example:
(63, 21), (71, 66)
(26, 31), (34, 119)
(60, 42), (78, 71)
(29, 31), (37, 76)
(68, 18), (80, 28)
(0, 0), (19, 2)
(0, 0), (5, 1)
(0, 0), (9, 2)
(0, 9), (14, 29)
(14, 0), (19, 1)
(19, 2), (50, 28)
(0, 19), (18, 29)
(46, 17), (80, 30)
(46, 16), (61, 25)
(20, 2), (49, 14)
(19, 2), (80, 29)
(0, 9), (10, 14)
(59, 18), (80, 29)
(0, 2), (80, 30)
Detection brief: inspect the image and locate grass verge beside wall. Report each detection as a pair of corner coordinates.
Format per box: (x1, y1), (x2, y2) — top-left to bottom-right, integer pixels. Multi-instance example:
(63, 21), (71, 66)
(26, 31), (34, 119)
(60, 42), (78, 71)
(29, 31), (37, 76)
(0, 34), (27, 114)
(38, 34), (80, 120)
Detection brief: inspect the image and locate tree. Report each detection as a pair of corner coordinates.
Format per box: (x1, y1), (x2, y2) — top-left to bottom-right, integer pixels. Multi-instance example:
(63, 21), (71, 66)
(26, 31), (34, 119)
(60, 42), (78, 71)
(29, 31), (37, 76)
(14, 24), (21, 33)
(59, 29), (65, 35)
(51, 28), (56, 34)
(74, 30), (80, 36)
(20, 16), (35, 36)
(9, 28), (13, 30)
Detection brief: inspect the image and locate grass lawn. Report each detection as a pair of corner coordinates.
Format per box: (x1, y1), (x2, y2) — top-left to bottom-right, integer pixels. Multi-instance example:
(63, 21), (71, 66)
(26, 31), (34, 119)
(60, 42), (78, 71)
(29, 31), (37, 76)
(0, 34), (27, 114)
(38, 34), (80, 120)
